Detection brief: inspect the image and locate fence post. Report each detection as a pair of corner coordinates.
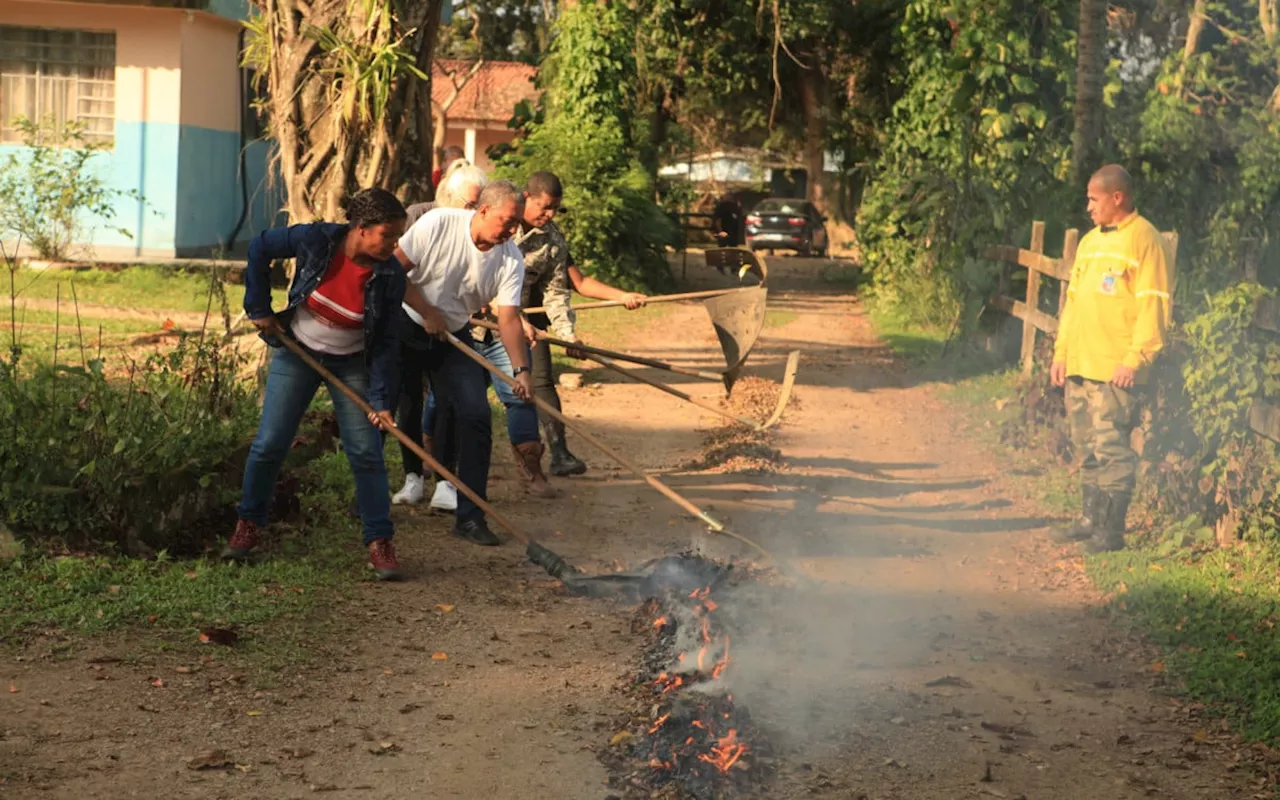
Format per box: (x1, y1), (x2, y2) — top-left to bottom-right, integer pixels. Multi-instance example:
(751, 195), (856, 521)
(1020, 221), (1046, 376)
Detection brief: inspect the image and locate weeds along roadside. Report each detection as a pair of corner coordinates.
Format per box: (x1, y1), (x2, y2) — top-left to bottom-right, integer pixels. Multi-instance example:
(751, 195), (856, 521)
(0, 256), (365, 659)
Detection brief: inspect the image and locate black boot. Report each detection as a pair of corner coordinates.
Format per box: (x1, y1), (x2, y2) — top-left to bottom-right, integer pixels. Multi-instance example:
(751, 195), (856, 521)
(1084, 491), (1130, 554)
(1050, 484), (1101, 543)
(453, 516), (501, 547)
(543, 419), (587, 477)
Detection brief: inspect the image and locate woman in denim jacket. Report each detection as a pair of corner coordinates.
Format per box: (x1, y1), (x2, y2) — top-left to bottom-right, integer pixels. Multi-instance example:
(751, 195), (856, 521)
(223, 188), (409, 580)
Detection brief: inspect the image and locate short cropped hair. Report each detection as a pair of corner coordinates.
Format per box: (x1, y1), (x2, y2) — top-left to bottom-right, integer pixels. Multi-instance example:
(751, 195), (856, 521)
(1091, 164), (1133, 198)
(526, 170), (564, 199)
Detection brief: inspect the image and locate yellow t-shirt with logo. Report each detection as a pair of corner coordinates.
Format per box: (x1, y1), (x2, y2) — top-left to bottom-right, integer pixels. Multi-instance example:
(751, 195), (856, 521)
(1052, 211), (1173, 385)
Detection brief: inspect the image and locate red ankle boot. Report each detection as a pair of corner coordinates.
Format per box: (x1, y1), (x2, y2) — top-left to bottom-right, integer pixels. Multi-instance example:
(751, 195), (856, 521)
(221, 520), (261, 562)
(368, 538), (404, 581)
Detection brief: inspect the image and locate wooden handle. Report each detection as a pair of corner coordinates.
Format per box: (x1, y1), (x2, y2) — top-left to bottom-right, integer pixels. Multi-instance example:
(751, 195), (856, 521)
(470, 317), (726, 385)
(523, 287), (746, 315)
(583, 353), (760, 429)
(443, 333), (725, 530)
(276, 335), (529, 545)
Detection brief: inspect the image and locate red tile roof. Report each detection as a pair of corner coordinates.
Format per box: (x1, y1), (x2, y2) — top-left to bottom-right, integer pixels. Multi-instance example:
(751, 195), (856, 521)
(432, 60), (539, 124)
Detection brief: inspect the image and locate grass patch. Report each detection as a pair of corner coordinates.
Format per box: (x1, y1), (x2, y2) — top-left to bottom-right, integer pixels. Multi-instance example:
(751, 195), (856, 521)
(867, 303), (951, 364)
(764, 309), (798, 328)
(551, 293), (677, 370)
(938, 368), (1076, 516)
(0, 449), (364, 649)
(1088, 544), (1280, 742)
(2, 306), (162, 363)
(3, 307), (154, 333)
(818, 261), (865, 289)
(9, 264), (245, 313)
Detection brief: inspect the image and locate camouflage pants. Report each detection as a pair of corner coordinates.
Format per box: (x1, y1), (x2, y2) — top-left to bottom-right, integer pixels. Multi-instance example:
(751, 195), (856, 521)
(1065, 377), (1138, 495)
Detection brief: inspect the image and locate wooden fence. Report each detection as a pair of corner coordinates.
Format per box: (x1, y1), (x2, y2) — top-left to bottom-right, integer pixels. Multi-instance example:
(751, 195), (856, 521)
(986, 221), (1180, 376)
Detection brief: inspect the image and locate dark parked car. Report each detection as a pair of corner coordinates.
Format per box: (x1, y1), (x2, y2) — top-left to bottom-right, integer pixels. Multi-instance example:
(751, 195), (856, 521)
(744, 198), (828, 257)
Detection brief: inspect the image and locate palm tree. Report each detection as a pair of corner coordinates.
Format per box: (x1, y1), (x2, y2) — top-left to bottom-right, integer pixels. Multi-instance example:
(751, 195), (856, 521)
(1071, 0), (1108, 184)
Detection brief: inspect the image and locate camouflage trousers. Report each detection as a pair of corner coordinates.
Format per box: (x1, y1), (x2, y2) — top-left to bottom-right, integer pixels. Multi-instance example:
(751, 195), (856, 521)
(1065, 377), (1138, 495)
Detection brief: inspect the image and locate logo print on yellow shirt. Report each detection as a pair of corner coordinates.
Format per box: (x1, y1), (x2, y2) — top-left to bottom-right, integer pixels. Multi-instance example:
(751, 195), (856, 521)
(1099, 272), (1118, 296)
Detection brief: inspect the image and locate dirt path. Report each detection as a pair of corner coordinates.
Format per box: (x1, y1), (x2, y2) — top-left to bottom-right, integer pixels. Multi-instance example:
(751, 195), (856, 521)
(1, 258), (1264, 799)
(13, 297), (223, 328)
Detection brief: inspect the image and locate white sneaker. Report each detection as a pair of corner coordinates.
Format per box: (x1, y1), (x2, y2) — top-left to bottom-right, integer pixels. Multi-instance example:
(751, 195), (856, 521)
(392, 473), (425, 505)
(430, 480), (458, 512)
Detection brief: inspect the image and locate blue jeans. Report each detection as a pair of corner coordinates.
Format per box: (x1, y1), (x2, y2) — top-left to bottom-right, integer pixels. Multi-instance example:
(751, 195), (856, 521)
(238, 345), (394, 545)
(421, 337), (540, 450)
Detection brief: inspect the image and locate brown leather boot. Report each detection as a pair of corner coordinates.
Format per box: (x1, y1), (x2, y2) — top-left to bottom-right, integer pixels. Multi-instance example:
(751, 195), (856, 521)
(511, 441), (557, 498)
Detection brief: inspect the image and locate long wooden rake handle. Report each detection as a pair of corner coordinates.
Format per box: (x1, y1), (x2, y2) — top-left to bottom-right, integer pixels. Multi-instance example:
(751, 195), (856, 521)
(443, 332), (775, 561)
(523, 287), (748, 316)
(581, 352), (761, 428)
(470, 317), (743, 418)
(276, 335), (529, 546)
(471, 318), (726, 385)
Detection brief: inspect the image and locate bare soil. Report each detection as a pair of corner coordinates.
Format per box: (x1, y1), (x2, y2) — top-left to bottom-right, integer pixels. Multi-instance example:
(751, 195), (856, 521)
(1, 256), (1269, 799)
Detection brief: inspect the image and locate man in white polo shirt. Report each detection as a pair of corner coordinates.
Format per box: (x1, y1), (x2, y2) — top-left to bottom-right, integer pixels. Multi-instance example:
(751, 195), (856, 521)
(394, 179), (533, 547)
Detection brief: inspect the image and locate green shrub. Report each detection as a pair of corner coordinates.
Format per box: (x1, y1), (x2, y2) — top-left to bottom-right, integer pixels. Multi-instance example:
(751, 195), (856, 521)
(0, 332), (259, 552)
(856, 0), (1074, 333)
(492, 2), (677, 291)
(1178, 283), (1280, 541)
(0, 115), (142, 262)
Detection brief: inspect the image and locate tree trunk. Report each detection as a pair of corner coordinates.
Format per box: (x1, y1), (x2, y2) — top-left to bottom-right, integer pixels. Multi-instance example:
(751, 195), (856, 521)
(1262, 0), (1279, 44)
(797, 61), (828, 213)
(248, 0), (443, 221)
(1259, 0), (1280, 112)
(1173, 0), (1207, 94)
(1071, 0), (1109, 184)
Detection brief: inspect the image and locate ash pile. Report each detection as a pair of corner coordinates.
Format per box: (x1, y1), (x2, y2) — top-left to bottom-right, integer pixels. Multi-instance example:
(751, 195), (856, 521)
(599, 554), (775, 799)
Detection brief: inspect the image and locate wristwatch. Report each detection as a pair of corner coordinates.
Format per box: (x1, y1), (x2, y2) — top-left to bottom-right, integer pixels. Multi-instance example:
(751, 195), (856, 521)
(513, 365), (532, 377)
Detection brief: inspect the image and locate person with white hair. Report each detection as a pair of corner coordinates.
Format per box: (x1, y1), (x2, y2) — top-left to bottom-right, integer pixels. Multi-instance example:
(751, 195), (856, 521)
(390, 160), (487, 509)
(404, 160), (486, 226)
(392, 180), (532, 546)
(391, 164), (553, 507)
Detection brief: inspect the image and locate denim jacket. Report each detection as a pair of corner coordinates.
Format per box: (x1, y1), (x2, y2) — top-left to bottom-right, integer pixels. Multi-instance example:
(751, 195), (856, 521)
(242, 223), (405, 411)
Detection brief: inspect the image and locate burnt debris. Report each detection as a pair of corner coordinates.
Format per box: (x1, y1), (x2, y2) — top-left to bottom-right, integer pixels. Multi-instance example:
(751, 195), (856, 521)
(600, 554), (774, 799)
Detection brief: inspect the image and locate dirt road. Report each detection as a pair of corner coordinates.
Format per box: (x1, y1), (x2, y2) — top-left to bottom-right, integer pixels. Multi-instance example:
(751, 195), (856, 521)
(1, 257), (1264, 799)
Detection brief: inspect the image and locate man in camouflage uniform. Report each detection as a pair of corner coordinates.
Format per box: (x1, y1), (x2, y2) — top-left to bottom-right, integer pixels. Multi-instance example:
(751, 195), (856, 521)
(514, 171), (647, 476)
(1050, 165), (1173, 553)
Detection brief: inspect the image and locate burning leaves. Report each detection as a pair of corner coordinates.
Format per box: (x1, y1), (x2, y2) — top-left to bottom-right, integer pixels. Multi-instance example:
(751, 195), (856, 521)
(601, 558), (771, 799)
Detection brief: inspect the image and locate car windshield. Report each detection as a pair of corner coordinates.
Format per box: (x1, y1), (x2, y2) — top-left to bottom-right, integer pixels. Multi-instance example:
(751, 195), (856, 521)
(754, 201), (806, 215)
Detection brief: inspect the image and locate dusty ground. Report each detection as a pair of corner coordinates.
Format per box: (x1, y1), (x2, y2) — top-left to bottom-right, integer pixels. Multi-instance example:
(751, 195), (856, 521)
(2, 256), (1270, 799)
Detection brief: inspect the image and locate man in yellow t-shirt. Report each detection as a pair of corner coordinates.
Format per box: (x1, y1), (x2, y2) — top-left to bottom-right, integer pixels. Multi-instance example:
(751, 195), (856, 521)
(1050, 165), (1172, 553)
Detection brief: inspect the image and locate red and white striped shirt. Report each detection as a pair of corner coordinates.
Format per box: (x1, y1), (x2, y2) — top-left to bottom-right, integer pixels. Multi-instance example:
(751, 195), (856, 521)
(290, 250), (371, 355)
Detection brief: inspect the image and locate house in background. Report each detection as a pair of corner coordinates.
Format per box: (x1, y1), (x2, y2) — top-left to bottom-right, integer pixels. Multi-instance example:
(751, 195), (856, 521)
(432, 59), (537, 171)
(0, 0), (280, 259)
(0, 3), (539, 261)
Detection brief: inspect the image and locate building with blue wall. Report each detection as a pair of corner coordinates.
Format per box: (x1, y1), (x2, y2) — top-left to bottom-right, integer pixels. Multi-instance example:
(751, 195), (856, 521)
(0, 0), (282, 259)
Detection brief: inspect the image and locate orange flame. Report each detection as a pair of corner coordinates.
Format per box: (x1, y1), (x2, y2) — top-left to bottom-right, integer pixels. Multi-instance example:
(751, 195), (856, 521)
(711, 636), (731, 680)
(646, 584), (749, 777)
(697, 729), (748, 773)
